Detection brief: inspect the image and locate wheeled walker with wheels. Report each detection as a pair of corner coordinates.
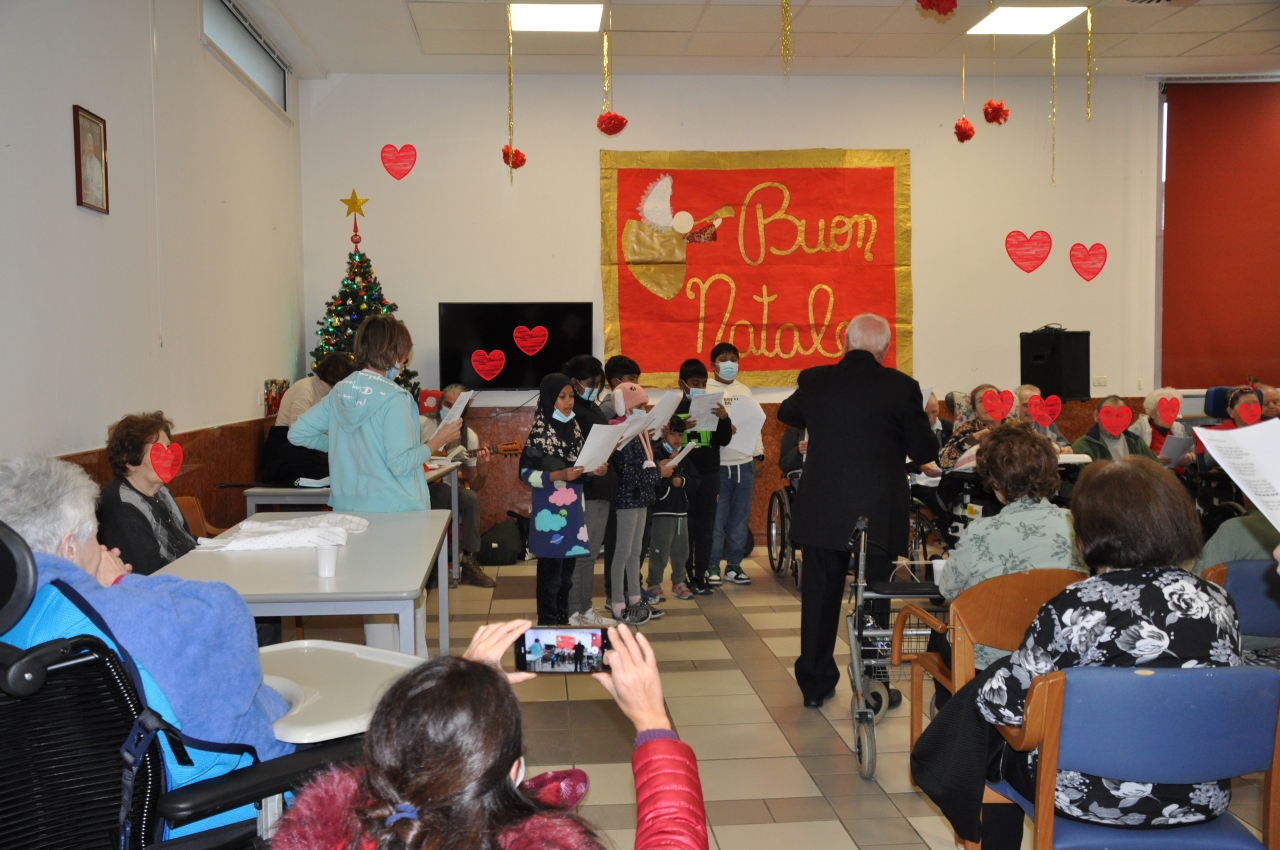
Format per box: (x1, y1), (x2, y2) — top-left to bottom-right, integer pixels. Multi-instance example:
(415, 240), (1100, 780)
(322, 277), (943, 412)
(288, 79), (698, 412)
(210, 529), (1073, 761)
(843, 517), (946, 780)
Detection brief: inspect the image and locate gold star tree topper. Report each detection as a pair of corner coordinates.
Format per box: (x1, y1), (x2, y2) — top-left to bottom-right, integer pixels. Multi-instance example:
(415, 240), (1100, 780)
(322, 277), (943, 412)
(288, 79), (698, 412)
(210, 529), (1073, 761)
(340, 189), (368, 217)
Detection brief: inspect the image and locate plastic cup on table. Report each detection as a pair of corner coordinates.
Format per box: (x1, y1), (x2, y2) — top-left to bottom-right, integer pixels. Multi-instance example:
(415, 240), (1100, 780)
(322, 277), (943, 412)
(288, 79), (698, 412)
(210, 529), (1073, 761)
(318, 545), (338, 578)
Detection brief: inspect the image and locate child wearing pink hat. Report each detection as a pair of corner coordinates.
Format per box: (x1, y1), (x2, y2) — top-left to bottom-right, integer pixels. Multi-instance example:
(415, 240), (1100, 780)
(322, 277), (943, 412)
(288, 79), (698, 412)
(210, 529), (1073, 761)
(608, 383), (661, 625)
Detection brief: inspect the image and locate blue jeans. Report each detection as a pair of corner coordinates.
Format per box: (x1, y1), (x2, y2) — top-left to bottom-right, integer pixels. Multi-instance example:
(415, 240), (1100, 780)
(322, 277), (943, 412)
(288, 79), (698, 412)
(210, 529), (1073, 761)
(710, 461), (755, 570)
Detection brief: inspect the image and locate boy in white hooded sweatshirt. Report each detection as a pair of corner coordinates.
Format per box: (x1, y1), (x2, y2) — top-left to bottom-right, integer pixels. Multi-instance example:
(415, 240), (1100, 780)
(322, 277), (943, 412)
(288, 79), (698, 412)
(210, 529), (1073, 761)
(707, 342), (764, 585)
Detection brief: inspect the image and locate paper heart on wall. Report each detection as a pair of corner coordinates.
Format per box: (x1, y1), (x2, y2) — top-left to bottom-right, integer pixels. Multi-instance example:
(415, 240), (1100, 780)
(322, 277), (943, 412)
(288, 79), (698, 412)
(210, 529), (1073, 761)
(982, 389), (1015, 421)
(419, 389), (442, 416)
(513, 325), (548, 356)
(1005, 231), (1052, 274)
(1157, 397), (1181, 424)
(1099, 405), (1133, 437)
(150, 442), (183, 484)
(1028, 394), (1062, 427)
(1239, 401), (1262, 425)
(471, 350), (506, 381)
(381, 144), (417, 180)
(1069, 243), (1107, 281)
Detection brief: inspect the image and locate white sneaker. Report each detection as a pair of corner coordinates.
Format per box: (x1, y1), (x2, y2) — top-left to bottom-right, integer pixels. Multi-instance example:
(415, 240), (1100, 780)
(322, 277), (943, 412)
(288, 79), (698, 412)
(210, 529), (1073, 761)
(568, 612), (587, 626)
(580, 608), (617, 627)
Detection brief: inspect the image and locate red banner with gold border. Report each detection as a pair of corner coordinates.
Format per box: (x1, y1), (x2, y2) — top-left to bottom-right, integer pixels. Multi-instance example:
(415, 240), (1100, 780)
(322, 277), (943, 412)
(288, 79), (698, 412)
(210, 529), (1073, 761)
(601, 149), (912, 387)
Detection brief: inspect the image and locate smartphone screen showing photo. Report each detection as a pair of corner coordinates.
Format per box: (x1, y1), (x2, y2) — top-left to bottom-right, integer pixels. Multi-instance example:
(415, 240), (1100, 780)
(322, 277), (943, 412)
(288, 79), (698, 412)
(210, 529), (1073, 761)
(515, 627), (611, 673)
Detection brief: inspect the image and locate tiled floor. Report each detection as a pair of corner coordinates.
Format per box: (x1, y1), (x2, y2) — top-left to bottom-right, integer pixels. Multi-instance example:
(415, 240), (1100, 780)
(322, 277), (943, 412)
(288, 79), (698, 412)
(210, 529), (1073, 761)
(299, 551), (1264, 850)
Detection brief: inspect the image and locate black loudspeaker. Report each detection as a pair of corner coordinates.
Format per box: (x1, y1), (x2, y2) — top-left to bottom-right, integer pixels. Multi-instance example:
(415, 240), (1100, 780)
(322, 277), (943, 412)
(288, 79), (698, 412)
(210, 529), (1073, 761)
(1020, 327), (1090, 401)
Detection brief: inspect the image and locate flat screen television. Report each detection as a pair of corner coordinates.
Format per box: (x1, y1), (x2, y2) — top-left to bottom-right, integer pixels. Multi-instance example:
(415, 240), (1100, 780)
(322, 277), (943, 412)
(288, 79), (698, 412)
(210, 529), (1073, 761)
(438, 302), (594, 390)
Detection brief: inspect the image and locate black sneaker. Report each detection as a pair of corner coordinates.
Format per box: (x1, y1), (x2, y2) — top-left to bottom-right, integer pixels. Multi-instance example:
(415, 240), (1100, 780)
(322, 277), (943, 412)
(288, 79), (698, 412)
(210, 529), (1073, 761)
(691, 580), (715, 595)
(617, 603), (652, 626)
(641, 602), (665, 620)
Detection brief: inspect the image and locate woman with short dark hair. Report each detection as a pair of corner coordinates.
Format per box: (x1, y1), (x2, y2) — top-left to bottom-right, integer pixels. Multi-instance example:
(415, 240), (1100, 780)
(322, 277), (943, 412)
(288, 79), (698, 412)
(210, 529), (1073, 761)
(937, 422), (1085, 667)
(262, 353), (358, 486)
(972, 456), (1242, 847)
(288, 316), (462, 512)
(97, 410), (197, 575)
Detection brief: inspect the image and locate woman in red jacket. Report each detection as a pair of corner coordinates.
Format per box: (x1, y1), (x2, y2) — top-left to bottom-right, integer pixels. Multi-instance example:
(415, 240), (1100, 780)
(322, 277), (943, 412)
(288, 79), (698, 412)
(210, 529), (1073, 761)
(272, 621), (708, 850)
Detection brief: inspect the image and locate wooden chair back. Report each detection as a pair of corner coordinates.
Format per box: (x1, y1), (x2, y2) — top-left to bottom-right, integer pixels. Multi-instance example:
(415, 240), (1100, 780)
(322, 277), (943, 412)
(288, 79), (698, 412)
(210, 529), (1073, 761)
(174, 496), (224, 539)
(1203, 563), (1227, 587)
(950, 569), (1084, 691)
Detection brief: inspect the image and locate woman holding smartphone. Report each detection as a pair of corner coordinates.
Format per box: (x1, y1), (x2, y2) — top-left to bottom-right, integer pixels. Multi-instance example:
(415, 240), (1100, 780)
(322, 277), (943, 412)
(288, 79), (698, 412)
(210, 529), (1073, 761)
(520, 373), (608, 626)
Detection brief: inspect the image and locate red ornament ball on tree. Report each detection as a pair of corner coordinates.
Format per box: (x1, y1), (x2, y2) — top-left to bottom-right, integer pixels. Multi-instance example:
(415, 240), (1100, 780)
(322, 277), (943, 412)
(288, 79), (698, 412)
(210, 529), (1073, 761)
(597, 111), (628, 135)
(954, 116), (975, 143)
(502, 145), (527, 169)
(983, 99), (1010, 125)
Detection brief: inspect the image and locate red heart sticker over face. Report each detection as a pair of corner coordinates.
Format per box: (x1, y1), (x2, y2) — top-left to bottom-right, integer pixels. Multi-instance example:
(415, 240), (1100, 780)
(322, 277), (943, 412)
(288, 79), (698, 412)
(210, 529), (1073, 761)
(1156, 396), (1180, 425)
(981, 389), (1015, 422)
(1099, 405), (1133, 437)
(471, 350), (506, 381)
(513, 325), (548, 356)
(381, 144), (417, 180)
(150, 442), (183, 484)
(1005, 231), (1052, 274)
(1028, 394), (1062, 427)
(419, 389), (442, 415)
(1239, 401), (1262, 425)
(1069, 243), (1107, 281)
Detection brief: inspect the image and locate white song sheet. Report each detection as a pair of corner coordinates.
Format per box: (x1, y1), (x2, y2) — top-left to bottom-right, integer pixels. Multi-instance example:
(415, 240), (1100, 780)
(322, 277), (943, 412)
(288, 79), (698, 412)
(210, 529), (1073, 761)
(662, 441), (697, 468)
(685, 392), (725, 431)
(725, 396), (767, 458)
(573, 422), (627, 472)
(1157, 435), (1195, 468)
(645, 392), (683, 438)
(1193, 419), (1280, 531)
(441, 390), (475, 424)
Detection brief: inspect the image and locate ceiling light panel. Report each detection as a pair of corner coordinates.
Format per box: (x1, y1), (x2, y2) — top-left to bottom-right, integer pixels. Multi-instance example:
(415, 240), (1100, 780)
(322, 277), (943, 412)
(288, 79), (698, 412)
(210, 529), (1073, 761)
(968, 7), (1087, 35)
(510, 4), (603, 32)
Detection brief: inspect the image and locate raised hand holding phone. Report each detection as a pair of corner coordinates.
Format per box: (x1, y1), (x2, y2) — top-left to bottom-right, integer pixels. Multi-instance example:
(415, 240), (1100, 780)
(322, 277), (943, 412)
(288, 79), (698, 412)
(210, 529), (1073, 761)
(463, 619), (536, 684)
(593, 625), (671, 733)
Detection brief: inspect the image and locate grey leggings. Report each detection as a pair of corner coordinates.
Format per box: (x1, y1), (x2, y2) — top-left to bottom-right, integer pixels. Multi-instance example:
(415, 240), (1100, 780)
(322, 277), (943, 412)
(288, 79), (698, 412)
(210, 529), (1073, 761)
(646, 515), (689, 588)
(568, 499), (610, 615)
(610, 507), (647, 607)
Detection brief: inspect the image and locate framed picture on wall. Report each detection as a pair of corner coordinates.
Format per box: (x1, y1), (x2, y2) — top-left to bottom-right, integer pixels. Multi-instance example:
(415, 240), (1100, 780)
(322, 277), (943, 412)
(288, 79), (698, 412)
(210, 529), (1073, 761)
(73, 105), (108, 214)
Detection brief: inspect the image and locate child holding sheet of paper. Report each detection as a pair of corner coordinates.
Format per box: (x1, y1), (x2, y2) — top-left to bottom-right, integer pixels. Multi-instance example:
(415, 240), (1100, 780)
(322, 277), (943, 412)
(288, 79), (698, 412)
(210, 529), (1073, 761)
(674, 358), (733, 595)
(608, 383), (662, 625)
(647, 417), (701, 601)
(708, 342), (765, 586)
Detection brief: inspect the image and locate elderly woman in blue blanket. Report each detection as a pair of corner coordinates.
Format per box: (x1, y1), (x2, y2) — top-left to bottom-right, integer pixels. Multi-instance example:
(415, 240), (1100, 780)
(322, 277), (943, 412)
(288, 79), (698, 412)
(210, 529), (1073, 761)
(519, 373), (609, 627)
(0, 454), (293, 763)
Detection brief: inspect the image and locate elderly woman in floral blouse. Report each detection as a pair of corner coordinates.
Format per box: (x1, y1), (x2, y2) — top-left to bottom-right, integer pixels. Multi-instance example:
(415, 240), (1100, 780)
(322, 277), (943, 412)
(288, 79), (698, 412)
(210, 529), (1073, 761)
(938, 383), (1009, 470)
(935, 422), (1086, 672)
(973, 456), (1241, 849)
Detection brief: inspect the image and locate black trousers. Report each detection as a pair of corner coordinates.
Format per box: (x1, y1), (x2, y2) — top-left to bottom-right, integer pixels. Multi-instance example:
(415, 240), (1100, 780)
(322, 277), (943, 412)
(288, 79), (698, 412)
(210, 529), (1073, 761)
(981, 738), (1037, 850)
(683, 470), (721, 584)
(796, 545), (891, 701)
(602, 506), (617, 601)
(536, 558), (576, 625)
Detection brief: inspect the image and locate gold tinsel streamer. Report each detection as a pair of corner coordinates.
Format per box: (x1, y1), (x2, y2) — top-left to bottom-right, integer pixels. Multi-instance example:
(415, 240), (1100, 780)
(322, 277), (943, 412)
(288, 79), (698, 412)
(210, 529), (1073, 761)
(990, 0), (996, 97)
(961, 51), (967, 113)
(602, 31), (611, 112)
(1086, 8), (1093, 121)
(507, 3), (514, 183)
(1051, 33), (1057, 186)
(781, 0), (792, 74)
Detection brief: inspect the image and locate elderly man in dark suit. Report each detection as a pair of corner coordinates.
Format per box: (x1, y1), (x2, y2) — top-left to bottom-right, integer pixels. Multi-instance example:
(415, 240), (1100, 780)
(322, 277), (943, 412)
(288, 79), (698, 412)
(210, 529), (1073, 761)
(778, 314), (939, 708)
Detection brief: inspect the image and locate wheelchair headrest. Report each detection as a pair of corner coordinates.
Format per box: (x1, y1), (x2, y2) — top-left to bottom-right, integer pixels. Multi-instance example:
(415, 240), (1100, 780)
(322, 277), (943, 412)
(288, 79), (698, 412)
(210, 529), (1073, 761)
(1204, 385), (1262, 419)
(0, 521), (38, 635)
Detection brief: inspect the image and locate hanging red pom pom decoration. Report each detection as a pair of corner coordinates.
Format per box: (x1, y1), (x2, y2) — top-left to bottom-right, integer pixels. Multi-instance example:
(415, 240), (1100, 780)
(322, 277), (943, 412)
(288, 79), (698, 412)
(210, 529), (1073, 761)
(597, 111), (628, 136)
(954, 116), (975, 143)
(983, 99), (1010, 125)
(501, 145), (527, 169)
(917, 0), (957, 16)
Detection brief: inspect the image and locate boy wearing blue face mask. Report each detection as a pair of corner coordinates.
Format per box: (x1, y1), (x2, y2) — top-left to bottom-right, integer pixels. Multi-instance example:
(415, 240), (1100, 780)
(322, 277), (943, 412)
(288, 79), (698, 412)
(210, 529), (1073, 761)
(674, 359), (733, 594)
(708, 342), (764, 585)
(290, 315), (462, 512)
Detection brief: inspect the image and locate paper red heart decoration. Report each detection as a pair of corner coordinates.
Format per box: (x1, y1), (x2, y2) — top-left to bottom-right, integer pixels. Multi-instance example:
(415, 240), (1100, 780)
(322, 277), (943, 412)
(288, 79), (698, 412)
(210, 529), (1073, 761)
(150, 442), (183, 484)
(1069, 243), (1107, 281)
(1239, 401), (1262, 425)
(513, 325), (548, 356)
(982, 389), (1015, 421)
(1028, 394), (1062, 427)
(1099, 405), (1133, 437)
(380, 144), (417, 180)
(471, 350), (506, 381)
(1157, 397), (1180, 424)
(418, 389), (442, 416)
(1005, 231), (1052, 273)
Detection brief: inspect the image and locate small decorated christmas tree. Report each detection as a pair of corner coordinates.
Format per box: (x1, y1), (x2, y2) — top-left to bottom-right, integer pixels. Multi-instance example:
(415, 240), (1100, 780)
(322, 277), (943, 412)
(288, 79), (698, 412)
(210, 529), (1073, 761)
(310, 195), (420, 396)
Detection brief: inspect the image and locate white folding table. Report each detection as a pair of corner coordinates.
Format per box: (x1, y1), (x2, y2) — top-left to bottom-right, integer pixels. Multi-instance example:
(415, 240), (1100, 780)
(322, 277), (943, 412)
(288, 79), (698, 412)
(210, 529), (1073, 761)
(159, 509), (456, 656)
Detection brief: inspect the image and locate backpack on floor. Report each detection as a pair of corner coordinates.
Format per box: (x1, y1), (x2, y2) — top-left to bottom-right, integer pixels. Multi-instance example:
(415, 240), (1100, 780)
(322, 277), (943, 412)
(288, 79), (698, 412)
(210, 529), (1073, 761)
(478, 516), (525, 566)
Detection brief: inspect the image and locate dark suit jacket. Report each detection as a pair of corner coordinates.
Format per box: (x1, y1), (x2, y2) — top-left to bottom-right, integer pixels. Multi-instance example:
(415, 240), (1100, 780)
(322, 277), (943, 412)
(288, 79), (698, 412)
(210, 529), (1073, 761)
(777, 350), (939, 553)
(907, 419), (952, 474)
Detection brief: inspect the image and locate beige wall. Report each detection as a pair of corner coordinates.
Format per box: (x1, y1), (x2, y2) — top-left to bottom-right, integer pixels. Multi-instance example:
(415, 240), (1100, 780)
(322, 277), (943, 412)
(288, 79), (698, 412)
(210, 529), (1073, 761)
(298, 72), (1159, 404)
(0, 0), (304, 456)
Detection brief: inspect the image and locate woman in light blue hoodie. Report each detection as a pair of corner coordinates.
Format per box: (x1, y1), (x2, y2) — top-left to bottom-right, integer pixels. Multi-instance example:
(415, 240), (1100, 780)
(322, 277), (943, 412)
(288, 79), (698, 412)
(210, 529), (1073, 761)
(288, 316), (461, 513)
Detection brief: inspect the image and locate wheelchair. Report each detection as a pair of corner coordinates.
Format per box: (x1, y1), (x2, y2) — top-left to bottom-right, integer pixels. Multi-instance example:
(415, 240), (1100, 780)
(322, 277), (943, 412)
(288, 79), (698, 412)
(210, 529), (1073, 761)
(766, 470), (803, 589)
(0, 521), (359, 850)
